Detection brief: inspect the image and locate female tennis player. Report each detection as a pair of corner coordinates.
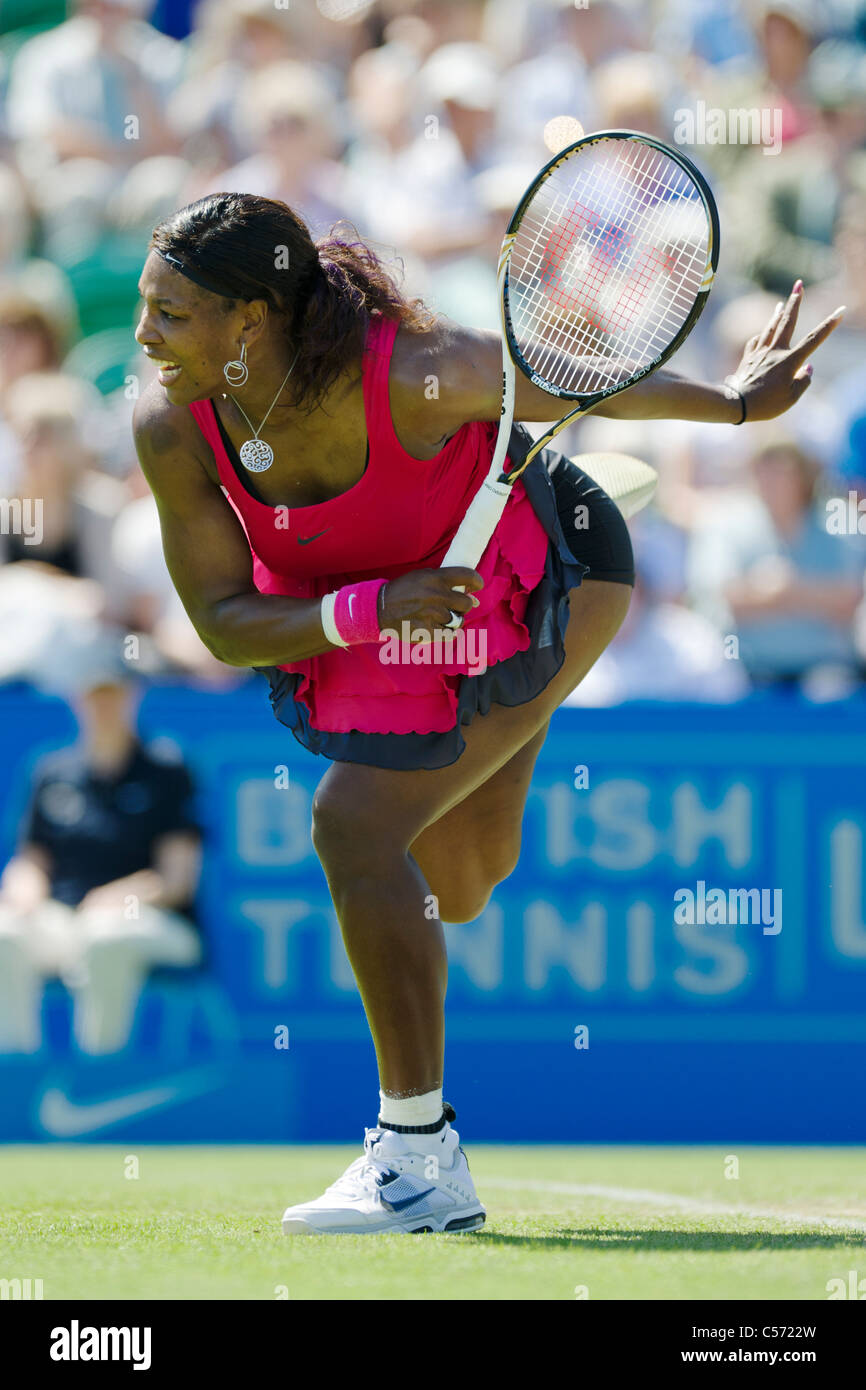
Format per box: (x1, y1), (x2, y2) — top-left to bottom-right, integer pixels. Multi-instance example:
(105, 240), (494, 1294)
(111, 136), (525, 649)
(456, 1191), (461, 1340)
(133, 193), (843, 1235)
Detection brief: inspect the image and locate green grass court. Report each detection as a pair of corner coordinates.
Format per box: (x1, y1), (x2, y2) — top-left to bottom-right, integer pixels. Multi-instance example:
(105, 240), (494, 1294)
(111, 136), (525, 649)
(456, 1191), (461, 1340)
(2, 1145), (864, 1301)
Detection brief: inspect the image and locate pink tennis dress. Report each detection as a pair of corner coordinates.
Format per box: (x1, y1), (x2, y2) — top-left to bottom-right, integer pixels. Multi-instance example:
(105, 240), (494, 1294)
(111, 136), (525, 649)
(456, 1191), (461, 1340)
(188, 314), (588, 769)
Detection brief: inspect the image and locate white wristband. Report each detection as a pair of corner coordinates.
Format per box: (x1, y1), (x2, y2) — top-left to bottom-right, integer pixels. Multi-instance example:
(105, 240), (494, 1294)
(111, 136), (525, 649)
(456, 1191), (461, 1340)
(320, 590), (350, 648)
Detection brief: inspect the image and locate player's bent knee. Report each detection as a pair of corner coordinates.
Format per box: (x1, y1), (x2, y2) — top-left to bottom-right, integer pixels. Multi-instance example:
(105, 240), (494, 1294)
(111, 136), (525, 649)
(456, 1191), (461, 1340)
(310, 794), (352, 862)
(480, 836), (522, 893)
(438, 858), (517, 923)
(311, 789), (403, 866)
(437, 887), (490, 924)
(429, 833), (521, 921)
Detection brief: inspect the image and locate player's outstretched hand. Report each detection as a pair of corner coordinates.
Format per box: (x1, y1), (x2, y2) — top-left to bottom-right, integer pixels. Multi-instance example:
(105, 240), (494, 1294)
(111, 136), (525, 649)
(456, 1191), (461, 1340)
(378, 567), (483, 642)
(728, 280), (845, 421)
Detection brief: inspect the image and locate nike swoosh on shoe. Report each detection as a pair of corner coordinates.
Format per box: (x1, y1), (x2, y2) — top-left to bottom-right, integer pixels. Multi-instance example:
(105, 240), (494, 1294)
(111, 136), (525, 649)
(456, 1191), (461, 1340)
(382, 1187), (437, 1212)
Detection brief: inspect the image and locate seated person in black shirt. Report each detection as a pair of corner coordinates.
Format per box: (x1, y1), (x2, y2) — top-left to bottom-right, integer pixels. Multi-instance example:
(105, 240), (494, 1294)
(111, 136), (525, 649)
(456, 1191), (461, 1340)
(0, 637), (202, 1055)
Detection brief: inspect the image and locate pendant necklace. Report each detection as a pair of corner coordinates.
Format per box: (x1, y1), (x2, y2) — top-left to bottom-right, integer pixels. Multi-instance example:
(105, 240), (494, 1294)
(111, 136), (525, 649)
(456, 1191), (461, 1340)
(228, 346), (301, 473)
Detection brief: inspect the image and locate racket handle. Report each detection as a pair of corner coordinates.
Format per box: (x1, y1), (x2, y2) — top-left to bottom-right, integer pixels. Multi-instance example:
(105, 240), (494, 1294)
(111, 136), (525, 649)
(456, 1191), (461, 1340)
(441, 477), (512, 630)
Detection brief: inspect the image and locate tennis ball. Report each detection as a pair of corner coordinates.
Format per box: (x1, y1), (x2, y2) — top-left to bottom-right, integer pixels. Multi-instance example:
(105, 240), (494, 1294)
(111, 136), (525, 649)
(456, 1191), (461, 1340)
(543, 116), (586, 153)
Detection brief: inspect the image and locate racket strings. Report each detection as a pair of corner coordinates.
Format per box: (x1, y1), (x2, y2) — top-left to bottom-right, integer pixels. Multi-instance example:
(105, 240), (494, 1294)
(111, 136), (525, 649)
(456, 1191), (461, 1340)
(522, 176), (699, 385)
(509, 139), (710, 395)
(519, 143), (703, 366)
(517, 159), (705, 389)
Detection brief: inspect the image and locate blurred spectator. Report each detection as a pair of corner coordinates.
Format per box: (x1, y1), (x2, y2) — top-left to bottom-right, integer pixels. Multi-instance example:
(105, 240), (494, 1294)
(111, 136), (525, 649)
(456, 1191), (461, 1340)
(0, 163), (31, 270)
(724, 38), (866, 293)
(0, 295), (66, 403)
(785, 148), (866, 354)
(171, 0), (329, 178)
(348, 41), (501, 282)
(497, 0), (651, 159)
(424, 159), (536, 327)
(109, 476), (249, 684)
(653, 0), (758, 68)
(592, 50), (679, 140)
(565, 573), (750, 706)
(1, 372), (119, 578)
(0, 569), (106, 690)
(716, 0), (822, 148)
(0, 190), (80, 360)
(495, 3), (595, 160)
(344, 38), (421, 207)
(7, 0), (184, 259)
(200, 61), (351, 234)
(754, 0), (820, 139)
(688, 438), (865, 689)
(0, 633), (202, 1055)
(386, 0), (489, 48)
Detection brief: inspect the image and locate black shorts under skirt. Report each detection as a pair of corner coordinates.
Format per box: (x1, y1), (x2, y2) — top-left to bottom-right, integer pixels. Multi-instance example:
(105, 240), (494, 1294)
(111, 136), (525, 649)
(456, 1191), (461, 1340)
(260, 426), (635, 771)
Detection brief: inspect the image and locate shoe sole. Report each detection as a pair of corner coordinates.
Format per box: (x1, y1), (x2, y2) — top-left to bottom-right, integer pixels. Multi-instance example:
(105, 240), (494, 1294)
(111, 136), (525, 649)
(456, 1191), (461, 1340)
(282, 1206), (487, 1236)
(409, 1210), (486, 1234)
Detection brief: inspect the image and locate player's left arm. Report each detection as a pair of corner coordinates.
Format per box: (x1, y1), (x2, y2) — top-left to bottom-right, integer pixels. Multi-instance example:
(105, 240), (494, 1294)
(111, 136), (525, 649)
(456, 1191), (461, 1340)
(396, 283), (844, 442)
(601, 281), (845, 423)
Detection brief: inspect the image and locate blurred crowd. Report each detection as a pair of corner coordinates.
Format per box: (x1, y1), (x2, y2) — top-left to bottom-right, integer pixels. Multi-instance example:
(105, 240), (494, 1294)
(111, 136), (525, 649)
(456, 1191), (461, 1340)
(1, 0), (866, 705)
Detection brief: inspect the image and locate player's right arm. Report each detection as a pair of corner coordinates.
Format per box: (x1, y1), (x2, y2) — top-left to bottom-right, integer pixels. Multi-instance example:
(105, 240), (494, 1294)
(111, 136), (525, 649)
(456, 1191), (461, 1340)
(132, 384), (480, 661)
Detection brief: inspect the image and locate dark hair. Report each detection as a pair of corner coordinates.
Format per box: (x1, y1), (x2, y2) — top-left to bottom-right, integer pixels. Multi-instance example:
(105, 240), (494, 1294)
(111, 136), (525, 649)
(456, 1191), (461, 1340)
(149, 192), (435, 412)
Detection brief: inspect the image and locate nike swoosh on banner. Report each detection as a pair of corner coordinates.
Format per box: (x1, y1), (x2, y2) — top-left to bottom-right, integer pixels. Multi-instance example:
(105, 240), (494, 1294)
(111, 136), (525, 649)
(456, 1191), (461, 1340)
(37, 1065), (225, 1138)
(297, 529), (330, 544)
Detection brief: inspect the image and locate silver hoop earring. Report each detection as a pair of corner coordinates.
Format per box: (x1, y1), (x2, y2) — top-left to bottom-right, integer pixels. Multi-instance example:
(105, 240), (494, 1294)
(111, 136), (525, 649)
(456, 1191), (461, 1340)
(223, 342), (248, 387)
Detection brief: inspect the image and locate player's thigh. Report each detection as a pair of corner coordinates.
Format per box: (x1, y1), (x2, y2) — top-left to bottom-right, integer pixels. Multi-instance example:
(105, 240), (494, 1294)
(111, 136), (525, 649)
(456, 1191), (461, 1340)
(409, 577), (629, 895)
(311, 578), (628, 860)
(408, 720), (550, 905)
(536, 575), (631, 711)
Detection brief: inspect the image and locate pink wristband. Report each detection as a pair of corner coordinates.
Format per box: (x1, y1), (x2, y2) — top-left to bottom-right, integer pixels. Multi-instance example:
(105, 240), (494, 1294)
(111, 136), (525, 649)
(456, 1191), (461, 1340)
(333, 578), (387, 645)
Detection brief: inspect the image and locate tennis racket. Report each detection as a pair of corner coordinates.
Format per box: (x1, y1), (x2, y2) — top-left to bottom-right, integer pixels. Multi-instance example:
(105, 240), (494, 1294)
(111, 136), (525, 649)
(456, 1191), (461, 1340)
(441, 130), (718, 626)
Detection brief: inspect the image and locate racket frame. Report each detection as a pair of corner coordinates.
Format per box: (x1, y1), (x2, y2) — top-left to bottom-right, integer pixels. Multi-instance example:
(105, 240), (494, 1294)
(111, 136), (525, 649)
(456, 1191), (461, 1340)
(499, 128), (719, 481)
(441, 129), (719, 626)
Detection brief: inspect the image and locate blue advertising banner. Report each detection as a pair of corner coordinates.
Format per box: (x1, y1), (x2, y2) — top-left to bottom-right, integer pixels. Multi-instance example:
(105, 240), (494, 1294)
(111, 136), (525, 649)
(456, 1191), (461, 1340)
(1, 681), (864, 1142)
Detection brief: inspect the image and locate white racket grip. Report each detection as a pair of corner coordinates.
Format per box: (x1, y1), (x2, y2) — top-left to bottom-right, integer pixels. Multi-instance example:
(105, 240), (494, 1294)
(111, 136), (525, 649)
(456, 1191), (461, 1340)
(441, 475), (511, 573)
(443, 250), (516, 629)
(441, 476), (511, 630)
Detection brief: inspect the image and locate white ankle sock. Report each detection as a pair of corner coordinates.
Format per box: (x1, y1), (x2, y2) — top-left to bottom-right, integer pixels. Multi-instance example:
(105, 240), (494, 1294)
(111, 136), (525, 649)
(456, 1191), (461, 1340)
(378, 1087), (443, 1128)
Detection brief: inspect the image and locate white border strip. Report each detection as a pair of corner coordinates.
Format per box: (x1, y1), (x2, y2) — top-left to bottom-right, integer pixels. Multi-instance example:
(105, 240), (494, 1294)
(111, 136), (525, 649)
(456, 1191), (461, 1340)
(479, 1177), (866, 1232)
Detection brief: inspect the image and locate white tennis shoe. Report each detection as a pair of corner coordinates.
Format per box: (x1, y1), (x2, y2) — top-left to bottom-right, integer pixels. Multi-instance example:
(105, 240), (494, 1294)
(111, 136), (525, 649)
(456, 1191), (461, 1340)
(281, 1120), (486, 1235)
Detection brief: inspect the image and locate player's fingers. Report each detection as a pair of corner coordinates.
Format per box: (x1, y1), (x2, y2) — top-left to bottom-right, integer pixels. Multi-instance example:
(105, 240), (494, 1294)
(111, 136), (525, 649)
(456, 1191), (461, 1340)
(770, 280), (804, 348)
(790, 364), (814, 400)
(443, 589), (480, 615)
(430, 600), (469, 634)
(789, 306), (846, 364)
(441, 567), (485, 593)
(756, 301), (784, 349)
